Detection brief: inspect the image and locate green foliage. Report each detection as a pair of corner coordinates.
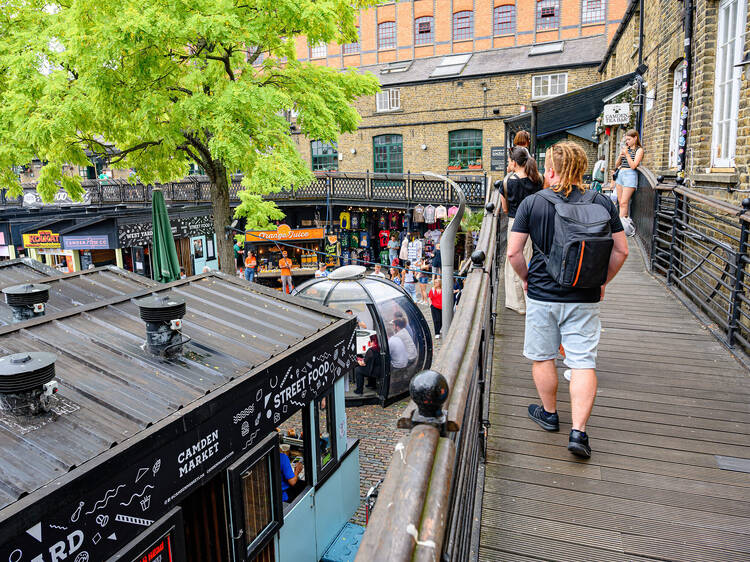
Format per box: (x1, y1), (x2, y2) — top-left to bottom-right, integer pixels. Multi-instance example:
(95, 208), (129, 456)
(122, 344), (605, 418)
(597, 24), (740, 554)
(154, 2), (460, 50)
(460, 209), (484, 233)
(0, 0), (380, 229)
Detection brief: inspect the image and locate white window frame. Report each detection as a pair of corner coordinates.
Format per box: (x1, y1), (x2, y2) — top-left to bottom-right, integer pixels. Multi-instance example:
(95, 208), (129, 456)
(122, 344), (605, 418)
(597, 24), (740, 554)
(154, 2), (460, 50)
(376, 88), (401, 112)
(711, 0), (746, 167)
(310, 43), (327, 59)
(532, 73), (568, 99)
(669, 61), (686, 169)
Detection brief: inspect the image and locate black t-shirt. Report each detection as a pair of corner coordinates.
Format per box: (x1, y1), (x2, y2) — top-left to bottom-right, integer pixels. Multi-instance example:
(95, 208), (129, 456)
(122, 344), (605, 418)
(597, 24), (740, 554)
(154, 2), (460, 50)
(506, 176), (543, 217)
(512, 188), (624, 303)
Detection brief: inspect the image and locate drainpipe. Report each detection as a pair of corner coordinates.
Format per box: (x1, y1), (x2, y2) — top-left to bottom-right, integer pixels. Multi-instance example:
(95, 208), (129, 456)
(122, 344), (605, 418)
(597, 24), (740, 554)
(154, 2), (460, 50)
(676, 0), (694, 175)
(636, 0), (646, 136)
(421, 172), (466, 334)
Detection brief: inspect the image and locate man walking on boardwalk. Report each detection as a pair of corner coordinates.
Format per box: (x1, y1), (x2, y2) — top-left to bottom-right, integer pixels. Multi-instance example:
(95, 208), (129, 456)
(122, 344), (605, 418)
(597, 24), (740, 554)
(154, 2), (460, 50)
(507, 142), (629, 458)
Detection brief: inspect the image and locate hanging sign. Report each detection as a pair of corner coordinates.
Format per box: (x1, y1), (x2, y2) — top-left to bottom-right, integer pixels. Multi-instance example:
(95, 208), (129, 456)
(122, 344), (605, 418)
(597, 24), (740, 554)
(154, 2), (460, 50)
(22, 230), (61, 248)
(118, 216), (214, 247)
(246, 224), (325, 243)
(63, 235), (111, 250)
(602, 103), (631, 126)
(490, 147), (506, 172)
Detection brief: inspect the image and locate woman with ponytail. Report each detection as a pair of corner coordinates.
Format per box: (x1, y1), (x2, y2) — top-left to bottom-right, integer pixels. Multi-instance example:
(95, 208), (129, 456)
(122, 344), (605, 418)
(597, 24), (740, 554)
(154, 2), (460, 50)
(502, 146), (543, 314)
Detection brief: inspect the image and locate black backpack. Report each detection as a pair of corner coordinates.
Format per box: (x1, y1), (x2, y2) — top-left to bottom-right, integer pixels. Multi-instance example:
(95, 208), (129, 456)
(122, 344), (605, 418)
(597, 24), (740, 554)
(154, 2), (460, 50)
(534, 189), (614, 289)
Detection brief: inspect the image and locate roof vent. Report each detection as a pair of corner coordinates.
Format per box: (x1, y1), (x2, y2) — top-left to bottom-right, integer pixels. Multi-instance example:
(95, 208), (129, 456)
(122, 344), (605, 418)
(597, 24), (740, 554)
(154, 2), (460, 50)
(2, 283), (50, 323)
(135, 294), (187, 358)
(328, 265), (367, 281)
(0, 352), (58, 415)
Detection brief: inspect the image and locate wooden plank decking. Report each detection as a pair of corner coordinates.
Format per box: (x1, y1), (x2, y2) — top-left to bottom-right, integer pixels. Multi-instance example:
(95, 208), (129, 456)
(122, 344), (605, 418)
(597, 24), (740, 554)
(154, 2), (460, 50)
(479, 242), (750, 562)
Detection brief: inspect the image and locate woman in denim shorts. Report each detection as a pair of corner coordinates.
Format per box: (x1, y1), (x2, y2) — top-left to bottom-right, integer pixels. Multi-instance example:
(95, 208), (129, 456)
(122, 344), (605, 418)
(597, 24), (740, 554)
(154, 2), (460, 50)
(614, 129), (644, 236)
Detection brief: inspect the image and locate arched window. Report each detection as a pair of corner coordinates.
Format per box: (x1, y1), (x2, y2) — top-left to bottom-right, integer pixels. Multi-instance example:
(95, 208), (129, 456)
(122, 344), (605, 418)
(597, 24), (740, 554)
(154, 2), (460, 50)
(378, 21), (396, 50)
(582, 0), (606, 25)
(414, 16), (434, 45)
(373, 135), (403, 173)
(536, 0), (560, 31)
(669, 61), (686, 168)
(452, 11), (473, 41)
(493, 5), (516, 36)
(449, 130), (482, 169)
(311, 141), (338, 171)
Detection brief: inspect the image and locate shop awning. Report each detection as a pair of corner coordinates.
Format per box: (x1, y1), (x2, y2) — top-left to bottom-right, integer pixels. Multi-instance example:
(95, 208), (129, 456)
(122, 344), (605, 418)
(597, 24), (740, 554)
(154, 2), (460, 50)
(505, 72), (636, 147)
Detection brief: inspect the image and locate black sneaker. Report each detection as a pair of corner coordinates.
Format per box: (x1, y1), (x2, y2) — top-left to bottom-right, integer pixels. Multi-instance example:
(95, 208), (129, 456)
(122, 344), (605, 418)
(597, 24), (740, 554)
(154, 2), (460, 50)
(568, 429), (591, 458)
(527, 404), (559, 432)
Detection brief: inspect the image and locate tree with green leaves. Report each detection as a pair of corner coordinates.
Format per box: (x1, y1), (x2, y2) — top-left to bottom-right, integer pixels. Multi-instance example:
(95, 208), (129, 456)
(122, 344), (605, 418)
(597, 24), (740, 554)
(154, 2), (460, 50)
(0, 0), (379, 272)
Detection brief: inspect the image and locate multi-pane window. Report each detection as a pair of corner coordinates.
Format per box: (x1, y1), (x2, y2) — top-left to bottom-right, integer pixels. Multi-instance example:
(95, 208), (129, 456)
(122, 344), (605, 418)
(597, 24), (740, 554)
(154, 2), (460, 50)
(711, 0), (746, 167)
(310, 42), (327, 59)
(375, 88), (401, 112)
(582, 0), (606, 25)
(373, 135), (403, 173)
(449, 129), (483, 168)
(415, 16), (434, 45)
(311, 141), (338, 171)
(378, 21), (396, 50)
(342, 29), (361, 55)
(453, 11), (474, 41)
(315, 392), (336, 476)
(532, 73), (568, 99)
(493, 5), (516, 36)
(536, 0), (560, 31)
(669, 61), (687, 169)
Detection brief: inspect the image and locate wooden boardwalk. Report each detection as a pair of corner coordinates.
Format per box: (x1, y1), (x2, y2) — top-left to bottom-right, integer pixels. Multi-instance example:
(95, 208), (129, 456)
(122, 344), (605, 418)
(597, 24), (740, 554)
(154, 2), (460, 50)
(479, 243), (750, 562)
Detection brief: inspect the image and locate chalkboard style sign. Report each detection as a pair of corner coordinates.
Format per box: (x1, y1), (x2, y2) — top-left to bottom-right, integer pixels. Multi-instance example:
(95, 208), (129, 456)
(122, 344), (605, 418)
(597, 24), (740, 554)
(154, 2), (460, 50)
(490, 146), (506, 172)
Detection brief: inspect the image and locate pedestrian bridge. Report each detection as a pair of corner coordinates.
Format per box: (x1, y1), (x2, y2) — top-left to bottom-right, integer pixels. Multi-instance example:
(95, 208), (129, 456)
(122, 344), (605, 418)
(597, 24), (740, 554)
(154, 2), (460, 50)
(357, 174), (750, 561)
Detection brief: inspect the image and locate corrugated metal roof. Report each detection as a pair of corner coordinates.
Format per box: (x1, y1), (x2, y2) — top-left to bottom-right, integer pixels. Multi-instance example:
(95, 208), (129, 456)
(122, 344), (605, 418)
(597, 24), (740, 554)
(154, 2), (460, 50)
(0, 265), (158, 326)
(0, 272), (342, 510)
(0, 258), (57, 287)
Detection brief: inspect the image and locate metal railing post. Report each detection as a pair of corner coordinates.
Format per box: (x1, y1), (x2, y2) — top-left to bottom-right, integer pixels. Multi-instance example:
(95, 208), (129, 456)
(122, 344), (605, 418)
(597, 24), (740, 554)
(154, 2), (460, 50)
(727, 199), (750, 347)
(666, 191), (682, 286)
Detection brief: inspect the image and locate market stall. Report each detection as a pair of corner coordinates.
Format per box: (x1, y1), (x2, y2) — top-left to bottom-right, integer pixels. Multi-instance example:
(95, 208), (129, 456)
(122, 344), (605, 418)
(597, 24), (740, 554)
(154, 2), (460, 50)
(245, 225), (324, 288)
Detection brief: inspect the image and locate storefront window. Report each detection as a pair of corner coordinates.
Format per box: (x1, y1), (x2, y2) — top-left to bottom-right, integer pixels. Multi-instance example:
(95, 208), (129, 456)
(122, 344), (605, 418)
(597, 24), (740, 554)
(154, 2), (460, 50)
(240, 456), (273, 544)
(373, 134), (403, 173)
(311, 140), (338, 171)
(315, 392), (336, 476)
(448, 129), (482, 169)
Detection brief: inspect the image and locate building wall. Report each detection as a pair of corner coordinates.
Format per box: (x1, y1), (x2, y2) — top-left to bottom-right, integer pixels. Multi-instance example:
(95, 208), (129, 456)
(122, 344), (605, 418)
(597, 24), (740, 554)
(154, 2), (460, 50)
(599, 0), (750, 200)
(297, 0), (629, 66)
(295, 65), (600, 174)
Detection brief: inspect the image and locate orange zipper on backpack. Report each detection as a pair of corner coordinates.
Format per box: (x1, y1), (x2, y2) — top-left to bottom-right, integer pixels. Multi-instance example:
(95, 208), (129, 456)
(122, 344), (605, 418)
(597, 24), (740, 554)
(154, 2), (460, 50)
(572, 241), (585, 287)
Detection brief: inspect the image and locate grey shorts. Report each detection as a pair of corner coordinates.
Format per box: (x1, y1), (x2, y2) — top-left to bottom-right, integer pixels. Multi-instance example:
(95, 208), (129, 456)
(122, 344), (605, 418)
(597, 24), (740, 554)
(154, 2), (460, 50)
(523, 298), (601, 369)
(616, 168), (638, 188)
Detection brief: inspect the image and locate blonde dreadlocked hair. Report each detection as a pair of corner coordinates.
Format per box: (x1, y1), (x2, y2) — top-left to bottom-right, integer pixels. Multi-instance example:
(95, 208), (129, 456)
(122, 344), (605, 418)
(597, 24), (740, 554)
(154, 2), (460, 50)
(550, 142), (588, 197)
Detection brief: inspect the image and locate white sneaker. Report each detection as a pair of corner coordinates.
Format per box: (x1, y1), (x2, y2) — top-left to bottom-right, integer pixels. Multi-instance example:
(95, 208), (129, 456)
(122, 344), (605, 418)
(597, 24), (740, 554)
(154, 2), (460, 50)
(563, 369), (572, 381)
(435, 334), (441, 340)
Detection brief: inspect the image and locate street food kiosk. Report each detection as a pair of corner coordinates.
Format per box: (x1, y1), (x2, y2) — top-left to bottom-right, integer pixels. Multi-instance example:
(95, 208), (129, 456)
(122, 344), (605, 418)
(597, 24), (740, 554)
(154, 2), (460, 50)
(0, 272), (359, 562)
(245, 225), (325, 288)
(296, 265), (432, 405)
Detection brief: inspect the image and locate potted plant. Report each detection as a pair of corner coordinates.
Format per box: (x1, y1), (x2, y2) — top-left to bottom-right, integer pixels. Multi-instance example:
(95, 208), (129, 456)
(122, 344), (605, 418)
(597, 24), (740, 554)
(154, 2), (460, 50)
(447, 160), (461, 171)
(468, 159), (482, 170)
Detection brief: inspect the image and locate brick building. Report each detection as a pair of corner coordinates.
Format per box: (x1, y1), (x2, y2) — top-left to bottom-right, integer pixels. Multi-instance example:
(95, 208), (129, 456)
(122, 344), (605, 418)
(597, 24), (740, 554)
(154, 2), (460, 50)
(598, 0), (750, 197)
(287, 1), (631, 176)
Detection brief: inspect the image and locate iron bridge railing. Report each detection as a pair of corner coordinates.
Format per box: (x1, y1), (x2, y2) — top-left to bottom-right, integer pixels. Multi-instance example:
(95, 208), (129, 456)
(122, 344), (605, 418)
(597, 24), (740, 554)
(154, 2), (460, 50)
(355, 186), (503, 561)
(2, 172), (488, 208)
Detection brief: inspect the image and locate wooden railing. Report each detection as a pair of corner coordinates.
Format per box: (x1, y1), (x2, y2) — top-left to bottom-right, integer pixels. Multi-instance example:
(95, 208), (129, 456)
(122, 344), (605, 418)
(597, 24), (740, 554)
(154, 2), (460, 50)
(355, 186), (503, 561)
(2, 172), (488, 208)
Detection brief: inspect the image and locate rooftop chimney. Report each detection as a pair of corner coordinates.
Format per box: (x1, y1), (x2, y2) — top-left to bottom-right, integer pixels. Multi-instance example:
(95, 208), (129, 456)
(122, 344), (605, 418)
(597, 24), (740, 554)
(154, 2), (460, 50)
(2, 283), (50, 323)
(135, 294), (187, 358)
(0, 352), (58, 415)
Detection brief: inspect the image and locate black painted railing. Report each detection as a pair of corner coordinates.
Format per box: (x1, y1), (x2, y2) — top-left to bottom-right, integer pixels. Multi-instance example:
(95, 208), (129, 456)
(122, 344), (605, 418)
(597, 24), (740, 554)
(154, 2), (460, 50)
(4, 172), (488, 208)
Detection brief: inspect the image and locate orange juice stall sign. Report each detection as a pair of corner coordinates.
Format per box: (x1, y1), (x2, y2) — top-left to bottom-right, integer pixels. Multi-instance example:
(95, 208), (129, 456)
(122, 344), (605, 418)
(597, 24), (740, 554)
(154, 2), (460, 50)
(22, 230), (61, 248)
(245, 224), (325, 243)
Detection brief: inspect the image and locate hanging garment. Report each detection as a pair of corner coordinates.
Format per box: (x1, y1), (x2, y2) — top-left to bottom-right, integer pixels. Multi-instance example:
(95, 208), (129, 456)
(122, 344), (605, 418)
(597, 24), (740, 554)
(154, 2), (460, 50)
(339, 211), (350, 230)
(413, 204), (425, 223)
(448, 205), (459, 218)
(351, 213), (360, 229)
(399, 238), (409, 261)
(424, 205), (436, 224)
(435, 205), (448, 220)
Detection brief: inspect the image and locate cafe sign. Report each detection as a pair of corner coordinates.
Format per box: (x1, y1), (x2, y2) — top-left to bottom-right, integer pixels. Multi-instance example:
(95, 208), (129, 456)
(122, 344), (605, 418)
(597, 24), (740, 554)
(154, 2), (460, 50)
(602, 103), (631, 126)
(22, 230), (61, 248)
(246, 224), (325, 243)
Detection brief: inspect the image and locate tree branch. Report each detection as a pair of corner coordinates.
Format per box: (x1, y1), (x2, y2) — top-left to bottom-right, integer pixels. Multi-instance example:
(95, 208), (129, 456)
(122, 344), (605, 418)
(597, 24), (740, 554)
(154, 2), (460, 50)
(177, 144), (208, 171)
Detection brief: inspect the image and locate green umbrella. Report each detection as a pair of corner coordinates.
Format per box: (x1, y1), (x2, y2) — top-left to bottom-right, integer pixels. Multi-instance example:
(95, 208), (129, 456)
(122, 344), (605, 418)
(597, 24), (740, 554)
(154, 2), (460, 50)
(151, 188), (181, 283)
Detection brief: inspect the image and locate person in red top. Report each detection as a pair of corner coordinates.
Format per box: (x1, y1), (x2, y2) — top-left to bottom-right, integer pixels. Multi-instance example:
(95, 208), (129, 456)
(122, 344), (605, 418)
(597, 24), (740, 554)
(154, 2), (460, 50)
(428, 277), (443, 339)
(279, 250), (293, 294)
(244, 251), (257, 282)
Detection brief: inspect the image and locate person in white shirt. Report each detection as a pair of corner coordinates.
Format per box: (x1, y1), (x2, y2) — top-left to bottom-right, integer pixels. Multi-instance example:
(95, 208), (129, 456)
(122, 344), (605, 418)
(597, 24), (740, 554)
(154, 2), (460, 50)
(371, 263), (386, 278)
(314, 263), (329, 278)
(388, 331), (409, 369)
(392, 316), (417, 363)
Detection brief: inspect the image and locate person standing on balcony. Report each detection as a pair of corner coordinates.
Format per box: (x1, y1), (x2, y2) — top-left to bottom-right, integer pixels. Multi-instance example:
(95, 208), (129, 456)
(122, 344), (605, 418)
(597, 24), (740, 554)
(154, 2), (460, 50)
(613, 129), (643, 236)
(507, 142), (628, 458)
(501, 146), (543, 314)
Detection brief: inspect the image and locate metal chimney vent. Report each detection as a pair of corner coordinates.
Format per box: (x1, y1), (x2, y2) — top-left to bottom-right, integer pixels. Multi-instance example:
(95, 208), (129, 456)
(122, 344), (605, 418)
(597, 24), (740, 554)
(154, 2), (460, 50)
(0, 352), (58, 415)
(135, 294), (187, 357)
(2, 283), (50, 323)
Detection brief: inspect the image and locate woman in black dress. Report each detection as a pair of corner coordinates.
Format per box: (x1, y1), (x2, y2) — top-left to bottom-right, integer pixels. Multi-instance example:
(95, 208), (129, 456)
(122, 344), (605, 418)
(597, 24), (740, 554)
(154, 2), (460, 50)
(501, 147), (543, 314)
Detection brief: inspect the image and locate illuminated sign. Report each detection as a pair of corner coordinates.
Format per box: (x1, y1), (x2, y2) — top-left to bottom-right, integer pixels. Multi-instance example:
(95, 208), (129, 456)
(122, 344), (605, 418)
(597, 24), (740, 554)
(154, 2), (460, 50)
(22, 230), (61, 248)
(245, 224), (325, 243)
(134, 532), (173, 562)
